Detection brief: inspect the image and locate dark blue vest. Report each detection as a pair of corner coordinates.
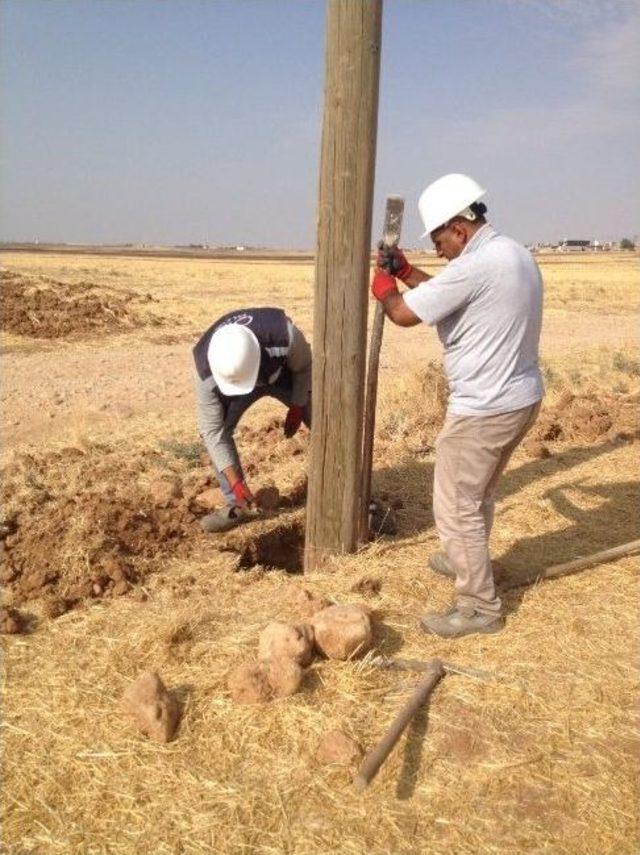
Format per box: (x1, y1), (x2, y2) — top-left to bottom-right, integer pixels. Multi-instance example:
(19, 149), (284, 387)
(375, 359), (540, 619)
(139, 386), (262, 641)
(193, 308), (290, 394)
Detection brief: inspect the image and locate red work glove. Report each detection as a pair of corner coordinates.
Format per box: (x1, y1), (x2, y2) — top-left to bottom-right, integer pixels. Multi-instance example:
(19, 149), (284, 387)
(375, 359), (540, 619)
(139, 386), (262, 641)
(377, 241), (413, 283)
(284, 404), (304, 439)
(371, 268), (399, 302)
(230, 479), (254, 507)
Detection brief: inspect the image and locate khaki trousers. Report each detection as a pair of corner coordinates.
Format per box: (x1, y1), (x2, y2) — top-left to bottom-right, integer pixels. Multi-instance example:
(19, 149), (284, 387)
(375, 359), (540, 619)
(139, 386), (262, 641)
(433, 402), (541, 616)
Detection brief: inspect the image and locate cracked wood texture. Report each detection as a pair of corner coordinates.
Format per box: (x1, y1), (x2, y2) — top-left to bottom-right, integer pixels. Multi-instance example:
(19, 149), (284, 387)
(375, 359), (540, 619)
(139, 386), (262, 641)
(305, 0), (382, 571)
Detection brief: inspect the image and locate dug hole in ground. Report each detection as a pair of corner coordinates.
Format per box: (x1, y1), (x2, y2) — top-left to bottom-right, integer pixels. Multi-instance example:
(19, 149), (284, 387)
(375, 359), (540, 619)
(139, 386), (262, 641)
(1, 251), (639, 854)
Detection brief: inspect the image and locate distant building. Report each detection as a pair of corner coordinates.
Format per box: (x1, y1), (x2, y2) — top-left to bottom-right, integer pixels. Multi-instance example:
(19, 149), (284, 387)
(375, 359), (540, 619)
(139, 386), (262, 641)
(557, 239), (592, 252)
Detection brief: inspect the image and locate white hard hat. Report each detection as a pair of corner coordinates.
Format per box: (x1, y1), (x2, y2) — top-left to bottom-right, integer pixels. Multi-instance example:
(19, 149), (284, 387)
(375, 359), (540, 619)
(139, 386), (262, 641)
(418, 173), (487, 237)
(207, 324), (261, 395)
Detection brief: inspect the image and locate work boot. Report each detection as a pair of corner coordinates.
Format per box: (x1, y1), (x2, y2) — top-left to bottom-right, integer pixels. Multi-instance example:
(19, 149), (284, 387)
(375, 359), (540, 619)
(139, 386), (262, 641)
(428, 551), (456, 579)
(200, 505), (247, 534)
(420, 605), (504, 638)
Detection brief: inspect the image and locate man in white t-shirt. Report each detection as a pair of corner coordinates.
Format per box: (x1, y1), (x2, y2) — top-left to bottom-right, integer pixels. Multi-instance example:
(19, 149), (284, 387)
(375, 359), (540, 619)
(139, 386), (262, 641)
(371, 174), (544, 638)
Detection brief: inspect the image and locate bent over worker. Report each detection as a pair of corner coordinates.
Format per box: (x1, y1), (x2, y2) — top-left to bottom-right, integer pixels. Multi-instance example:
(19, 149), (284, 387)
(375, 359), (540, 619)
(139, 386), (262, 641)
(193, 307), (311, 533)
(372, 173), (544, 639)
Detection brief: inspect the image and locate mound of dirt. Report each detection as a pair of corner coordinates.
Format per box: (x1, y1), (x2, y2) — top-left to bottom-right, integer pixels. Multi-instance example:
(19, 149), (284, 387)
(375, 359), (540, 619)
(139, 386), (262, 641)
(0, 433), (309, 610)
(381, 366), (637, 453)
(0, 443), (223, 606)
(530, 391), (637, 445)
(0, 270), (164, 338)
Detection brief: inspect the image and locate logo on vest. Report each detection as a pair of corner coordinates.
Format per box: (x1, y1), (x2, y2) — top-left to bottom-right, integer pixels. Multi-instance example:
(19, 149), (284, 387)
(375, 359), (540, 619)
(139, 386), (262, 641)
(222, 313), (253, 327)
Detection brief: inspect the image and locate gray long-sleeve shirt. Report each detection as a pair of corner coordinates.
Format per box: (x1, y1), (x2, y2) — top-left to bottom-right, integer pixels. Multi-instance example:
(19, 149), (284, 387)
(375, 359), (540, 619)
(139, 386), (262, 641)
(195, 320), (312, 471)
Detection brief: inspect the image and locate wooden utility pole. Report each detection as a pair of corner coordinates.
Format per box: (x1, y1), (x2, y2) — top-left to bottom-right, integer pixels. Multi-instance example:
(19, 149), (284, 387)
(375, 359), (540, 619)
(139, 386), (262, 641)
(304, 0), (383, 572)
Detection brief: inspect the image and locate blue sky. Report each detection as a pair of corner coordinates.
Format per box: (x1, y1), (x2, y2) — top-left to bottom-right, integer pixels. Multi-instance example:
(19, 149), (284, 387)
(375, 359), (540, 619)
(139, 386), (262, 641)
(1, 0), (638, 247)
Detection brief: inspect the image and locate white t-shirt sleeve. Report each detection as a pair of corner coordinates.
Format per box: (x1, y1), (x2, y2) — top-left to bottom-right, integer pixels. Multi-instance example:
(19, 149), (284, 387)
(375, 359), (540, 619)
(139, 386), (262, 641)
(403, 259), (478, 326)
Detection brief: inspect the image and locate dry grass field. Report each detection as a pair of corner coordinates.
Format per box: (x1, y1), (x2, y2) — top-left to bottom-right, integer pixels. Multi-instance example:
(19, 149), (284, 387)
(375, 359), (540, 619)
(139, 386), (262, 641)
(1, 250), (639, 854)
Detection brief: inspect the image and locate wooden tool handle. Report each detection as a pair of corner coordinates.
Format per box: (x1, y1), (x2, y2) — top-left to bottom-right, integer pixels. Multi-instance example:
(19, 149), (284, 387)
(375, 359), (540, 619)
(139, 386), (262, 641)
(354, 658), (445, 791)
(359, 300), (386, 542)
(503, 539), (640, 590)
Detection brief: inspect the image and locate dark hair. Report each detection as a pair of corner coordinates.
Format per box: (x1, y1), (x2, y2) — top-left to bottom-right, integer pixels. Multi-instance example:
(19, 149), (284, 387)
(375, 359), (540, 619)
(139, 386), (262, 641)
(469, 201), (487, 219)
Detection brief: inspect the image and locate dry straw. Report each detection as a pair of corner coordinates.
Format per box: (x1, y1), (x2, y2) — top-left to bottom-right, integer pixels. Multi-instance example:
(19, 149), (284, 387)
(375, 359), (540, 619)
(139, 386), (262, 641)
(1, 251), (639, 854)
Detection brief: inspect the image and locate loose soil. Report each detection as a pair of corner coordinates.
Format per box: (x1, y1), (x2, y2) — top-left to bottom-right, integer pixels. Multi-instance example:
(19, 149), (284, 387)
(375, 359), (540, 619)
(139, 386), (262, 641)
(0, 432), (308, 607)
(0, 269), (165, 337)
(529, 389), (638, 444)
(1, 251), (638, 855)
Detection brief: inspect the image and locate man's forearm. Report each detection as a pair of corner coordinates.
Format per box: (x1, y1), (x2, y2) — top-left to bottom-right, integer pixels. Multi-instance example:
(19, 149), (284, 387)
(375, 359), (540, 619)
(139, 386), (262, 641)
(381, 291), (421, 327)
(222, 464), (241, 487)
(403, 267), (431, 289)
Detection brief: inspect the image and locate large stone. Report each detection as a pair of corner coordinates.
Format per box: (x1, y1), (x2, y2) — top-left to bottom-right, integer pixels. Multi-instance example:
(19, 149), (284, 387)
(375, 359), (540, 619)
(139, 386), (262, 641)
(258, 621), (315, 667)
(228, 661), (273, 704)
(310, 605), (373, 660)
(267, 656), (304, 698)
(120, 671), (181, 742)
(316, 729), (363, 766)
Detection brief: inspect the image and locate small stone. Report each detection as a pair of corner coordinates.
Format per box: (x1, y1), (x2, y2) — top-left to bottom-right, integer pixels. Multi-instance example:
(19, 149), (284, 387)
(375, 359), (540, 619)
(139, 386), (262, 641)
(350, 576), (382, 596)
(258, 621), (315, 667)
(285, 587), (330, 619)
(120, 671), (181, 742)
(0, 606), (26, 634)
(228, 661), (273, 704)
(112, 579), (130, 596)
(267, 656), (304, 698)
(316, 730), (363, 766)
(103, 556), (130, 582)
(311, 605), (373, 661)
(43, 597), (70, 619)
(148, 477), (182, 508)
(524, 440), (551, 459)
(67, 580), (94, 600)
(255, 486), (280, 511)
(193, 487), (222, 511)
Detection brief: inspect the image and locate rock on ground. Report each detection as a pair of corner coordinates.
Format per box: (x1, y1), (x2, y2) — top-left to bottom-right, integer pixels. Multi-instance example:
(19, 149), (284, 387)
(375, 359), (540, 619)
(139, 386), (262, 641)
(192, 487), (223, 511)
(284, 586), (330, 619)
(258, 621), (315, 667)
(120, 671), (181, 742)
(255, 486), (280, 511)
(43, 597), (71, 618)
(0, 606), (26, 634)
(350, 576), (382, 596)
(228, 661), (273, 704)
(311, 605), (373, 660)
(316, 729), (363, 766)
(267, 656), (304, 698)
(148, 477), (182, 508)
(524, 439), (551, 459)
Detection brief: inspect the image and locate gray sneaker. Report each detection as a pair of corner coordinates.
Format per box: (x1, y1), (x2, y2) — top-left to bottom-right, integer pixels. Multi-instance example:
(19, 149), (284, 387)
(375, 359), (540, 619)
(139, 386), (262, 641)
(428, 551), (456, 579)
(200, 505), (248, 533)
(420, 605), (504, 638)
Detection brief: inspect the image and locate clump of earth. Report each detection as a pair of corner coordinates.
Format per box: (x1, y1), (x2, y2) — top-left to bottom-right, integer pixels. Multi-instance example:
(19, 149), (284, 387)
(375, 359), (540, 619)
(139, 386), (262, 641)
(0, 270), (165, 337)
(0, 438), (308, 611)
(526, 390), (637, 448)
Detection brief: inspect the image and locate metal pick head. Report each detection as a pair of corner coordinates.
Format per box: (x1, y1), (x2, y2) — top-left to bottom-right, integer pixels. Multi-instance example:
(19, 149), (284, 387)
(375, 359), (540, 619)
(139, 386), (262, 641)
(382, 195), (405, 248)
